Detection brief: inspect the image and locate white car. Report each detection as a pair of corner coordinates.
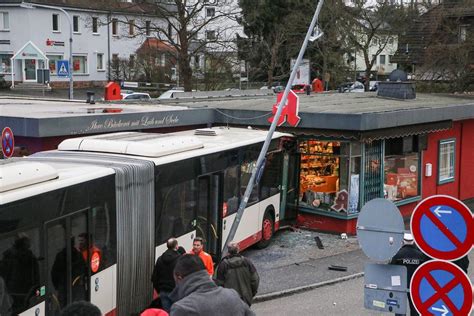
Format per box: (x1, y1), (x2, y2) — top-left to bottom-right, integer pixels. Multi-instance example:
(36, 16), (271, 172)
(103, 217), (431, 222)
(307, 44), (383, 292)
(121, 92), (151, 100)
(347, 81), (365, 93)
(158, 88), (185, 100)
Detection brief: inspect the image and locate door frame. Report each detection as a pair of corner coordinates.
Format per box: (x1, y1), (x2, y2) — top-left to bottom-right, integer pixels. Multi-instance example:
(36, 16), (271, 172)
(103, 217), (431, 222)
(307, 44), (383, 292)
(197, 172), (224, 260)
(44, 208), (91, 313)
(22, 58), (37, 82)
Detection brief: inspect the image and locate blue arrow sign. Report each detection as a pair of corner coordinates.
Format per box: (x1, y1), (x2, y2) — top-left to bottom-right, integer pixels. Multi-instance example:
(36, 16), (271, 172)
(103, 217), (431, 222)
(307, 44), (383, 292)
(419, 204), (467, 253)
(57, 60), (69, 77)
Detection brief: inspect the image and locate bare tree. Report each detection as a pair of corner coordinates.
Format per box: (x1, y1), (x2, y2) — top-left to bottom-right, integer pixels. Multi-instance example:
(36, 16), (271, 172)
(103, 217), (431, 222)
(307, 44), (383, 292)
(341, 0), (405, 89)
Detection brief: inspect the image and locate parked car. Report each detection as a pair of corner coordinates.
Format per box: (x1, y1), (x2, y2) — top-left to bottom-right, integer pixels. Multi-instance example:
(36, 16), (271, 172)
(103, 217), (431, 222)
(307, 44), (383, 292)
(369, 81), (379, 92)
(158, 88), (185, 100)
(121, 92), (151, 100)
(291, 84), (311, 94)
(338, 81), (365, 93)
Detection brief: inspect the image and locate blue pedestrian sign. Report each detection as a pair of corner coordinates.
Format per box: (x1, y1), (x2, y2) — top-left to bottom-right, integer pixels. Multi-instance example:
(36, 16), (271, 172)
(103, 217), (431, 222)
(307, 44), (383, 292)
(411, 195), (473, 261)
(57, 60), (69, 77)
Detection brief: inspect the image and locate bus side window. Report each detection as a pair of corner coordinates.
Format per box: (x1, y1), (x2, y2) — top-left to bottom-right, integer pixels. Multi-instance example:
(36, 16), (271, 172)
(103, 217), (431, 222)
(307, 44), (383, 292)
(241, 161), (259, 205)
(0, 228), (42, 314)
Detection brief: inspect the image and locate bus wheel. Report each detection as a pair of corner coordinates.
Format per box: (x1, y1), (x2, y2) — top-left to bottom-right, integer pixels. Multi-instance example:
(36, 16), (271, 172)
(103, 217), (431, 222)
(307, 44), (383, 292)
(256, 212), (274, 249)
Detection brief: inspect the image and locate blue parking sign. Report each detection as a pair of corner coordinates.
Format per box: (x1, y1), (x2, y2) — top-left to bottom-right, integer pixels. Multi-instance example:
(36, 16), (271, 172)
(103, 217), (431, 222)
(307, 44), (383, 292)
(57, 60), (69, 77)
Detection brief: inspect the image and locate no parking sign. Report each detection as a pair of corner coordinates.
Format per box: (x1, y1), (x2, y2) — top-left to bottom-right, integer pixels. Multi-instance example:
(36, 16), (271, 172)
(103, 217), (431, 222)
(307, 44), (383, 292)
(410, 195), (474, 315)
(411, 195), (474, 261)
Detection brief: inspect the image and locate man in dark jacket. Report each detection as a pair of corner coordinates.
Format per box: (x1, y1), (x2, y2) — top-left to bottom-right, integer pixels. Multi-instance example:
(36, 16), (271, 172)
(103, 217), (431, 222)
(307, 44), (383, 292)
(390, 233), (430, 316)
(169, 254), (254, 316)
(151, 238), (184, 312)
(215, 242), (259, 306)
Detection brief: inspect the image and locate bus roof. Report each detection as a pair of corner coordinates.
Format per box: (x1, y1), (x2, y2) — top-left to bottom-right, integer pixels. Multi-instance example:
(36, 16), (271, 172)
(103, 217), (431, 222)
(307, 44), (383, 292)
(56, 127), (292, 165)
(0, 159), (114, 205)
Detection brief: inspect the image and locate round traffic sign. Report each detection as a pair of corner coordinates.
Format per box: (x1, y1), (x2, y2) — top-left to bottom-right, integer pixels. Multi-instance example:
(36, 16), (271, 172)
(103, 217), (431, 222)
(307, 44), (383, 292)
(1, 127), (14, 158)
(411, 260), (473, 316)
(357, 198), (405, 262)
(411, 195), (474, 261)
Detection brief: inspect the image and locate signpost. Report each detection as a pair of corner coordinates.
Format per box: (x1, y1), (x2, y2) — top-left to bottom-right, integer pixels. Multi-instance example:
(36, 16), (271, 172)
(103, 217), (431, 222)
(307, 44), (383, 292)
(364, 263), (407, 314)
(1, 127), (14, 158)
(357, 198), (405, 262)
(411, 195), (474, 261)
(411, 260), (473, 315)
(57, 60), (70, 78)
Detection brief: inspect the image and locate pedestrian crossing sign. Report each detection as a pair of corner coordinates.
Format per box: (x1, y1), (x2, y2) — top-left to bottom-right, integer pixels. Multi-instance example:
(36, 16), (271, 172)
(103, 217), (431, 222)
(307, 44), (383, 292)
(57, 60), (69, 77)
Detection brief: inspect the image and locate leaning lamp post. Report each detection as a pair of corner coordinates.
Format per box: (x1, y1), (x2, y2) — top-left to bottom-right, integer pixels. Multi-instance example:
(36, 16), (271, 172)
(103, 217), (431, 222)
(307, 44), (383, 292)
(20, 2), (74, 99)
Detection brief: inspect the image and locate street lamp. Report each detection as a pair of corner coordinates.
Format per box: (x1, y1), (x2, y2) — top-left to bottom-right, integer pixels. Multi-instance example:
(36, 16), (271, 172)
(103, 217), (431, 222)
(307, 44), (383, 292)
(20, 2), (74, 99)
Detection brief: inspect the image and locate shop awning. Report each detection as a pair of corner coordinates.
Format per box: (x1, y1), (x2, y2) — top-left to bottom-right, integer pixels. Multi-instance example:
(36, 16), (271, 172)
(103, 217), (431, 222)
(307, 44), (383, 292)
(360, 120), (452, 142)
(278, 120), (452, 142)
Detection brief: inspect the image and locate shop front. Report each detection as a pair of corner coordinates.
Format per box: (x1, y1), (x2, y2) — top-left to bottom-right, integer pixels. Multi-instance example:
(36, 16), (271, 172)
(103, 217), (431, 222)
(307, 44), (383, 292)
(295, 131), (435, 235)
(10, 41), (48, 86)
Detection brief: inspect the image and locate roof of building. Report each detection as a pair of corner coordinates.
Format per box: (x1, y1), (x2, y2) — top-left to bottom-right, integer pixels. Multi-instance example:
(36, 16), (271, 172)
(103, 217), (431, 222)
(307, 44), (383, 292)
(1, 92), (474, 139)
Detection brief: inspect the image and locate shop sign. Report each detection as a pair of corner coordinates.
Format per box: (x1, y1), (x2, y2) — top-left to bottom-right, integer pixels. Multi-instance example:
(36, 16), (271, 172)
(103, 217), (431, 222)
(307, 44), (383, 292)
(268, 90), (301, 127)
(46, 39), (65, 47)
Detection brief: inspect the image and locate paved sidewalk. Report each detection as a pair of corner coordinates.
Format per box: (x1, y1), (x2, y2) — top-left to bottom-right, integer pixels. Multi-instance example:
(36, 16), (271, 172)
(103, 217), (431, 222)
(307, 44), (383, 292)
(243, 229), (366, 302)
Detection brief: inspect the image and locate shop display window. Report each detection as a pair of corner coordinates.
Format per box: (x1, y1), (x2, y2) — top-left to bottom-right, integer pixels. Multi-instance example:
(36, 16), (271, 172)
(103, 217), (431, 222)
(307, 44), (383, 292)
(384, 138), (420, 202)
(299, 140), (357, 214)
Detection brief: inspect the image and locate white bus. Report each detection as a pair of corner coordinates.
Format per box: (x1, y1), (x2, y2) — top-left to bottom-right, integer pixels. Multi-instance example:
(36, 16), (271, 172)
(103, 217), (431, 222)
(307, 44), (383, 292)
(0, 127), (296, 316)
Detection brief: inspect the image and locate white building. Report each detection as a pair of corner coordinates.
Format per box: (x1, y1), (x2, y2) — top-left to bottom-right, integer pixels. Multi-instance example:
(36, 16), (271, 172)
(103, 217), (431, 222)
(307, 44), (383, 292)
(351, 35), (398, 78)
(0, 1), (168, 87)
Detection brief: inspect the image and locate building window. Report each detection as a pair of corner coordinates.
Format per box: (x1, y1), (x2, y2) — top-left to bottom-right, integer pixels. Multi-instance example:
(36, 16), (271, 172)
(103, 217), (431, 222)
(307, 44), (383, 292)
(161, 53), (166, 67)
(92, 17), (99, 34)
(0, 53), (12, 73)
(384, 137), (420, 202)
(206, 30), (216, 40)
(46, 54), (63, 74)
(459, 25), (468, 43)
(145, 20), (151, 36)
(97, 53), (104, 70)
(298, 140), (358, 213)
(73, 55), (87, 74)
(52, 13), (60, 31)
(168, 22), (173, 38)
(379, 55), (386, 65)
(389, 55), (394, 64)
(129, 20), (134, 36)
(206, 7), (215, 17)
(388, 37), (394, 45)
(73, 15), (79, 33)
(112, 18), (118, 35)
(438, 139), (455, 184)
(0, 12), (9, 30)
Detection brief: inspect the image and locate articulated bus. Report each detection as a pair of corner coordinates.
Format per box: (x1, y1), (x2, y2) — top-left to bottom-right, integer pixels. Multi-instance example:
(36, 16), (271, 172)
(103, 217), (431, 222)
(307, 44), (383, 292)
(0, 127), (296, 315)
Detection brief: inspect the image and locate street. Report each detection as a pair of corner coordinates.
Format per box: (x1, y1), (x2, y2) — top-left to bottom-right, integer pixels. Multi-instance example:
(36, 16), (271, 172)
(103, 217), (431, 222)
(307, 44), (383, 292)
(252, 276), (386, 316)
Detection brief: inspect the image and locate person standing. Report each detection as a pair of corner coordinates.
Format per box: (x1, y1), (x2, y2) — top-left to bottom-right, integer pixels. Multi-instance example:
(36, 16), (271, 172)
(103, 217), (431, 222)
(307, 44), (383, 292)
(390, 232), (429, 316)
(151, 238), (183, 312)
(215, 242), (259, 306)
(169, 255), (254, 316)
(189, 237), (214, 276)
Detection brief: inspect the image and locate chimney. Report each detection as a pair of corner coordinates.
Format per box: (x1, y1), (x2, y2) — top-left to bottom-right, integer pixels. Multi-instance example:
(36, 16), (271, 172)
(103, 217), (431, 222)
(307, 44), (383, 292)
(377, 69), (416, 100)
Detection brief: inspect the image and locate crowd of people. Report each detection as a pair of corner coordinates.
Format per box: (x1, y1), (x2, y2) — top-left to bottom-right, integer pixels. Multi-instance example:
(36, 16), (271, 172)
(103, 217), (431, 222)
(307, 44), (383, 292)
(146, 237), (259, 316)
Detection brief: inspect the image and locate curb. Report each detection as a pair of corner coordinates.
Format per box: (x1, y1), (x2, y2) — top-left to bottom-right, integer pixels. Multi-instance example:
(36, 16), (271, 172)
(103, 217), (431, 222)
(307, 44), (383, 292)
(254, 272), (365, 303)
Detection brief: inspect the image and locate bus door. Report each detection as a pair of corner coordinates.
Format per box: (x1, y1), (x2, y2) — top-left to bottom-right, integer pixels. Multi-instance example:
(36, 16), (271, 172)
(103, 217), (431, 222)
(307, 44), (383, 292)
(197, 173), (223, 260)
(45, 210), (90, 314)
